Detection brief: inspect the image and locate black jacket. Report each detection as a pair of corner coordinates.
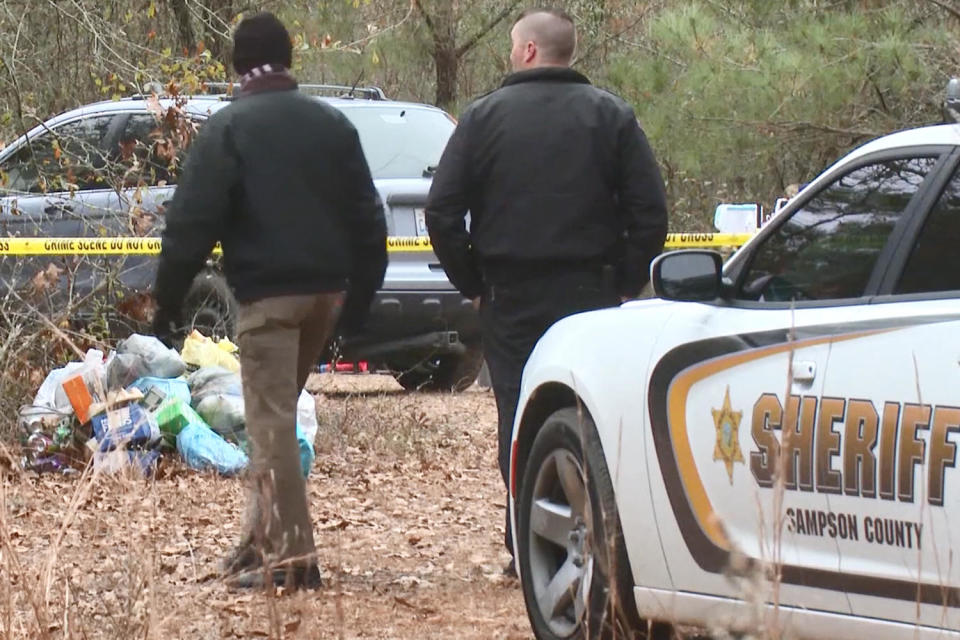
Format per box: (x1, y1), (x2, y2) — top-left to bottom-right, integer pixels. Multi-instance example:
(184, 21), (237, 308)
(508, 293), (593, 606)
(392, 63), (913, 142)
(154, 86), (387, 331)
(425, 67), (667, 298)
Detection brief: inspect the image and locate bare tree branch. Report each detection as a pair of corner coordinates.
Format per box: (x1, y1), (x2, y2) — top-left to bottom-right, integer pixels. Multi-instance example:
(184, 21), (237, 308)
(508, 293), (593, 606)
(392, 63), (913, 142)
(413, 0), (437, 40)
(924, 0), (960, 21)
(455, 0), (522, 59)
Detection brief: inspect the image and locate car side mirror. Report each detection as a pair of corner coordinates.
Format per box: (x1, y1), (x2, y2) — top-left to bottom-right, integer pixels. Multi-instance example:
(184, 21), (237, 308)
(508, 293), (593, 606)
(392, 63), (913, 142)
(651, 250), (723, 301)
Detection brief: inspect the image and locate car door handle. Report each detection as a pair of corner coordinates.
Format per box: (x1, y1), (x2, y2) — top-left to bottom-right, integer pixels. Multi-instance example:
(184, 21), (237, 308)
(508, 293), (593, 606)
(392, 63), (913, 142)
(792, 361), (816, 383)
(428, 263), (445, 272)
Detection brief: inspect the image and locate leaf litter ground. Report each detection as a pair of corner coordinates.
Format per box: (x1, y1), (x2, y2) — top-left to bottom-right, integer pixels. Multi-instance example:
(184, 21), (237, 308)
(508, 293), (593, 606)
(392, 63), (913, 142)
(1, 374), (531, 639)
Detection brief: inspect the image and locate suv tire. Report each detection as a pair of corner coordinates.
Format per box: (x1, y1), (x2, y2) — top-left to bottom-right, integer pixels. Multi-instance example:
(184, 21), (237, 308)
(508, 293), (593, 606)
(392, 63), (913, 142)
(182, 271), (237, 340)
(394, 344), (484, 392)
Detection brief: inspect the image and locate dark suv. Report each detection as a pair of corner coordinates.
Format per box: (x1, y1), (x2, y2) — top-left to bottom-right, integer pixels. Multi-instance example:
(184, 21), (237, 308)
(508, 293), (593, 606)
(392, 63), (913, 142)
(0, 85), (481, 390)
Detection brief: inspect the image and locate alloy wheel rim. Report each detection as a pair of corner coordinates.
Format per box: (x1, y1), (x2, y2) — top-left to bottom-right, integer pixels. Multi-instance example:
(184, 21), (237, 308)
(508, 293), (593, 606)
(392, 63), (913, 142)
(527, 448), (594, 637)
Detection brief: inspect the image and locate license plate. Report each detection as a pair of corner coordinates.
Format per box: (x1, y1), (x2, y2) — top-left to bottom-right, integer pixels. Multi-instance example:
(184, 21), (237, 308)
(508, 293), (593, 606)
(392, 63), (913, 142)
(415, 208), (427, 236)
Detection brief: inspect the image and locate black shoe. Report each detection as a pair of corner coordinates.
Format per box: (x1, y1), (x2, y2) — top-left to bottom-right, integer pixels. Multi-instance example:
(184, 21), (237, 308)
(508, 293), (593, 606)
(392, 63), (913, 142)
(225, 563), (322, 592)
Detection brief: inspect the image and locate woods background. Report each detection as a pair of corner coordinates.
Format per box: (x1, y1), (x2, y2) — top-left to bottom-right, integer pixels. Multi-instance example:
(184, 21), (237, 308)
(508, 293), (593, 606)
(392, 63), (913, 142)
(0, 0), (958, 228)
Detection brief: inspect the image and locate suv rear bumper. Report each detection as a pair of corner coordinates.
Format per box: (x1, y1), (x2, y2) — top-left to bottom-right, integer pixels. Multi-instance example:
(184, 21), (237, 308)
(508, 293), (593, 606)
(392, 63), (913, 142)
(339, 289), (480, 365)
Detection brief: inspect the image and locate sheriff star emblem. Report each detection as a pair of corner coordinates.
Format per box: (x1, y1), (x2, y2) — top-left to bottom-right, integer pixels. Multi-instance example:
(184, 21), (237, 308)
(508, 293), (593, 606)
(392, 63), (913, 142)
(711, 386), (744, 484)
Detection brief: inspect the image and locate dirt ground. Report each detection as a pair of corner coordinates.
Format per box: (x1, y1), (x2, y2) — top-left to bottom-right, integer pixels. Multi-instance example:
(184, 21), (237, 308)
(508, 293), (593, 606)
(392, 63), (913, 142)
(0, 374), (532, 639)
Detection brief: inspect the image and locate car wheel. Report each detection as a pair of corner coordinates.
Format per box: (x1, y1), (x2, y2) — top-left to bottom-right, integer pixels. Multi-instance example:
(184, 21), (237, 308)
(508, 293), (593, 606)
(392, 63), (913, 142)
(394, 344), (484, 392)
(517, 407), (640, 640)
(182, 272), (236, 341)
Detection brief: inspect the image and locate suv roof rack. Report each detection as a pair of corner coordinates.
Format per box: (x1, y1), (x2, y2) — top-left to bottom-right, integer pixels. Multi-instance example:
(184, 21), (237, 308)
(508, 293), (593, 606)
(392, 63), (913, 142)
(202, 82), (387, 100)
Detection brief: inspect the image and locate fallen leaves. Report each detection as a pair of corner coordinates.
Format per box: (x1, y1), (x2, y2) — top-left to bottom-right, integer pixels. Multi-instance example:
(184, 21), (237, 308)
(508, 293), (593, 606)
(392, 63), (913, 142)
(1, 377), (529, 638)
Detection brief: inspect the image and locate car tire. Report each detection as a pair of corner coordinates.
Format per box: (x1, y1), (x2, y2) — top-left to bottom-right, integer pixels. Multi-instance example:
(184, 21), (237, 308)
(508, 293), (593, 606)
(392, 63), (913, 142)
(394, 344), (484, 392)
(517, 407), (641, 640)
(182, 271), (237, 341)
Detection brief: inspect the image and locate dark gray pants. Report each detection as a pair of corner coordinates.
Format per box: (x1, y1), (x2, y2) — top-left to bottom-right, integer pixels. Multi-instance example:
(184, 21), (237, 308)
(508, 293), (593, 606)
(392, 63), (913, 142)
(479, 268), (619, 554)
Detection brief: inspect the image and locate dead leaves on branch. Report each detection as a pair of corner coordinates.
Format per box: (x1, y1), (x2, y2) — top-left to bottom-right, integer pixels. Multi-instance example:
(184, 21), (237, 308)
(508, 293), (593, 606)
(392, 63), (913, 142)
(28, 263), (63, 297)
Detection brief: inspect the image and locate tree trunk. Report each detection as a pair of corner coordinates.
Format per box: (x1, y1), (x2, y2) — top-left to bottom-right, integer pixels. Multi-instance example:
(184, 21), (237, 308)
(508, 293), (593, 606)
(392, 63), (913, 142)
(169, 0), (196, 54)
(434, 45), (458, 111)
(198, 0), (235, 64)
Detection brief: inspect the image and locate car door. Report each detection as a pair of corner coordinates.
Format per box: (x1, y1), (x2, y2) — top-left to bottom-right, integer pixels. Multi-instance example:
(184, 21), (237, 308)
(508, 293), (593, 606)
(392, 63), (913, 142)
(812, 152), (960, 630)
(645, 151), (947, 621)
(71, 111), (192, 307)
(0, 113), (124, 304)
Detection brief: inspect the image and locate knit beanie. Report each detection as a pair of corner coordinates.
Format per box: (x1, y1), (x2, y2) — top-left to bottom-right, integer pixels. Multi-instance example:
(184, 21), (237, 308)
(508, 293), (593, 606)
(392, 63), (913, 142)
(231, 13), (293, 75)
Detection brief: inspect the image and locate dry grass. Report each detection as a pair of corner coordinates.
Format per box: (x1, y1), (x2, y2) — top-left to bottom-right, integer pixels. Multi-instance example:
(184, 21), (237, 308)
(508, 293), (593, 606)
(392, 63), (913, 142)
(0, 374), (531, 640)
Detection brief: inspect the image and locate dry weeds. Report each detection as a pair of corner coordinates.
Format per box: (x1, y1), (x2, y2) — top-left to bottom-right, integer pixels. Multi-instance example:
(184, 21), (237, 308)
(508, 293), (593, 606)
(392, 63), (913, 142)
(1, 374), (530, 640)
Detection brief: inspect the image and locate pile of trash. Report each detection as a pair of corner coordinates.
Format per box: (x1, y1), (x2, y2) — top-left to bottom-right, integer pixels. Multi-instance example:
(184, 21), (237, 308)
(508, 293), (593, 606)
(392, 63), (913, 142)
(19, 330), (317, 478)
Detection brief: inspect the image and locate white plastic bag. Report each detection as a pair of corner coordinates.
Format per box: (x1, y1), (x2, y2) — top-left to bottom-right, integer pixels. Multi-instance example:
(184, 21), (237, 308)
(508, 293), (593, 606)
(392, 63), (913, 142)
(117, 334), (186, 378)
(34, 349), (105, 418)
(34, 361), (85, 413)
(297, 390), (318, 446)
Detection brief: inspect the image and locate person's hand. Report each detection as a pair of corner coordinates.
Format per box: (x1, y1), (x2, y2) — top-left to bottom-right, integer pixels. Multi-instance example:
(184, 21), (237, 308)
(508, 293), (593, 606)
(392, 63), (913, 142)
(472, 296), (481, 311)
(152, 306), (182, 347)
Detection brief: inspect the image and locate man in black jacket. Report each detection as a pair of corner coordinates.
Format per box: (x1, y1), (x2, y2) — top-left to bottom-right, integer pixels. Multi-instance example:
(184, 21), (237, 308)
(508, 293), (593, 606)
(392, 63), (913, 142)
(153, 13), (387, 590)
(425, 7), (668, 564)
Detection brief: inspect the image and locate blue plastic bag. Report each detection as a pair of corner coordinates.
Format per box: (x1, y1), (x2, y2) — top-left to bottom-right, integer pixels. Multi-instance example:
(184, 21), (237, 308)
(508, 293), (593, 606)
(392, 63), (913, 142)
(176, 422), (249, 476)
(295, 421), (314, 478)
(128, 377), (191, 406)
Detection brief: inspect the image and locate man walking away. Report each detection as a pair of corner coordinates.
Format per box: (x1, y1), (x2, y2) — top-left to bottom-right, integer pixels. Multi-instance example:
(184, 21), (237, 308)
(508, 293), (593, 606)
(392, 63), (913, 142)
(152, 12), (387, 590)
(425, 7), (668, 569)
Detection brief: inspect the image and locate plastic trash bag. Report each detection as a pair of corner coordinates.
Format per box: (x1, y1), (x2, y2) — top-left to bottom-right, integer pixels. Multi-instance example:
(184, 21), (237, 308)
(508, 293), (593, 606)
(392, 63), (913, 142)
(56, 350), (107, 424)
(195, 394), (245, 441)
(34, 349), (105, 419)
(93, 449), (161, 476)
(176, 421), (248, 476)
(90, 404), (161, 452)
(296, 390), (318, 446)
(181, 331), (240, 373)
(296, 391), (317, 478)
(295, 421), (314, 478)
(105, 353), (151, 391)
(188, 366), (246, 443)
(33, 362), (85, 413)
(187, 367), (242, 401)
(128, 377), (191, 407)
(117, 334), (186, 378)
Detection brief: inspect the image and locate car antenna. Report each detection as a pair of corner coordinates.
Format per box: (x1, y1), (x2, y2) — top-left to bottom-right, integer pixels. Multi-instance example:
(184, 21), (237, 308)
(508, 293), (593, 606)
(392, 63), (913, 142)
(347, 69), (364, 99)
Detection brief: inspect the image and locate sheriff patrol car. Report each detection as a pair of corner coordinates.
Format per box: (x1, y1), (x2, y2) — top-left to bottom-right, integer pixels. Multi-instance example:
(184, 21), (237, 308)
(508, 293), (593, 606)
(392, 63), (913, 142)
(508, 120), (960, 639)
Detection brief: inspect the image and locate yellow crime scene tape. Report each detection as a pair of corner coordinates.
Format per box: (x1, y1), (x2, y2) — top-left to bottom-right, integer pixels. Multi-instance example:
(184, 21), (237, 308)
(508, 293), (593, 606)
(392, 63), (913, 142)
(0, 233), (753, 256)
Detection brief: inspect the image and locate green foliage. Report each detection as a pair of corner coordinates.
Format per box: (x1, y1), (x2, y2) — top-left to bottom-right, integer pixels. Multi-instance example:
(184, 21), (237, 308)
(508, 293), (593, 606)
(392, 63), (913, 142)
(0, 0), (959, 229)
(605, 1), (958, 229)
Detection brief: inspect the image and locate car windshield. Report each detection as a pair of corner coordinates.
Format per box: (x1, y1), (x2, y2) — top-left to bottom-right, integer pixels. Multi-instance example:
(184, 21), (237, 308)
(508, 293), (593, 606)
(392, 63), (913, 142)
(339, 105), (455, 180)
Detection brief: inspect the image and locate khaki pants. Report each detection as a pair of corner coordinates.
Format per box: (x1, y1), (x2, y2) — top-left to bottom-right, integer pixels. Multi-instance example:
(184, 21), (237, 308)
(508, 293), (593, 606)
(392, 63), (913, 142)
(236, 292), (343, 567)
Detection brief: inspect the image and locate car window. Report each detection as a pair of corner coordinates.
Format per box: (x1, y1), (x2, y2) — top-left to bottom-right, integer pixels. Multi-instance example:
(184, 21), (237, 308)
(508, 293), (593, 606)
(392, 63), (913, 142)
(117, 113), (198, 187)
(0, 115), (116, 193)
(895, 166), (960, 295)
(739, 156), (937, 302)
(339, 106), (455, 180)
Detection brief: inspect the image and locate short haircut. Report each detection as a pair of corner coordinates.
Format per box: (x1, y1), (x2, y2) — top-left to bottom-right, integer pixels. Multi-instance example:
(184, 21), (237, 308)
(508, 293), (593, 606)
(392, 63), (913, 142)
(513, 8), (576, 64)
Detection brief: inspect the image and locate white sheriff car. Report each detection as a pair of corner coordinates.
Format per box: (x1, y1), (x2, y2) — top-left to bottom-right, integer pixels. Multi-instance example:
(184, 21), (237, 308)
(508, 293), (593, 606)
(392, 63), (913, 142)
(509, 122), (960, 639)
